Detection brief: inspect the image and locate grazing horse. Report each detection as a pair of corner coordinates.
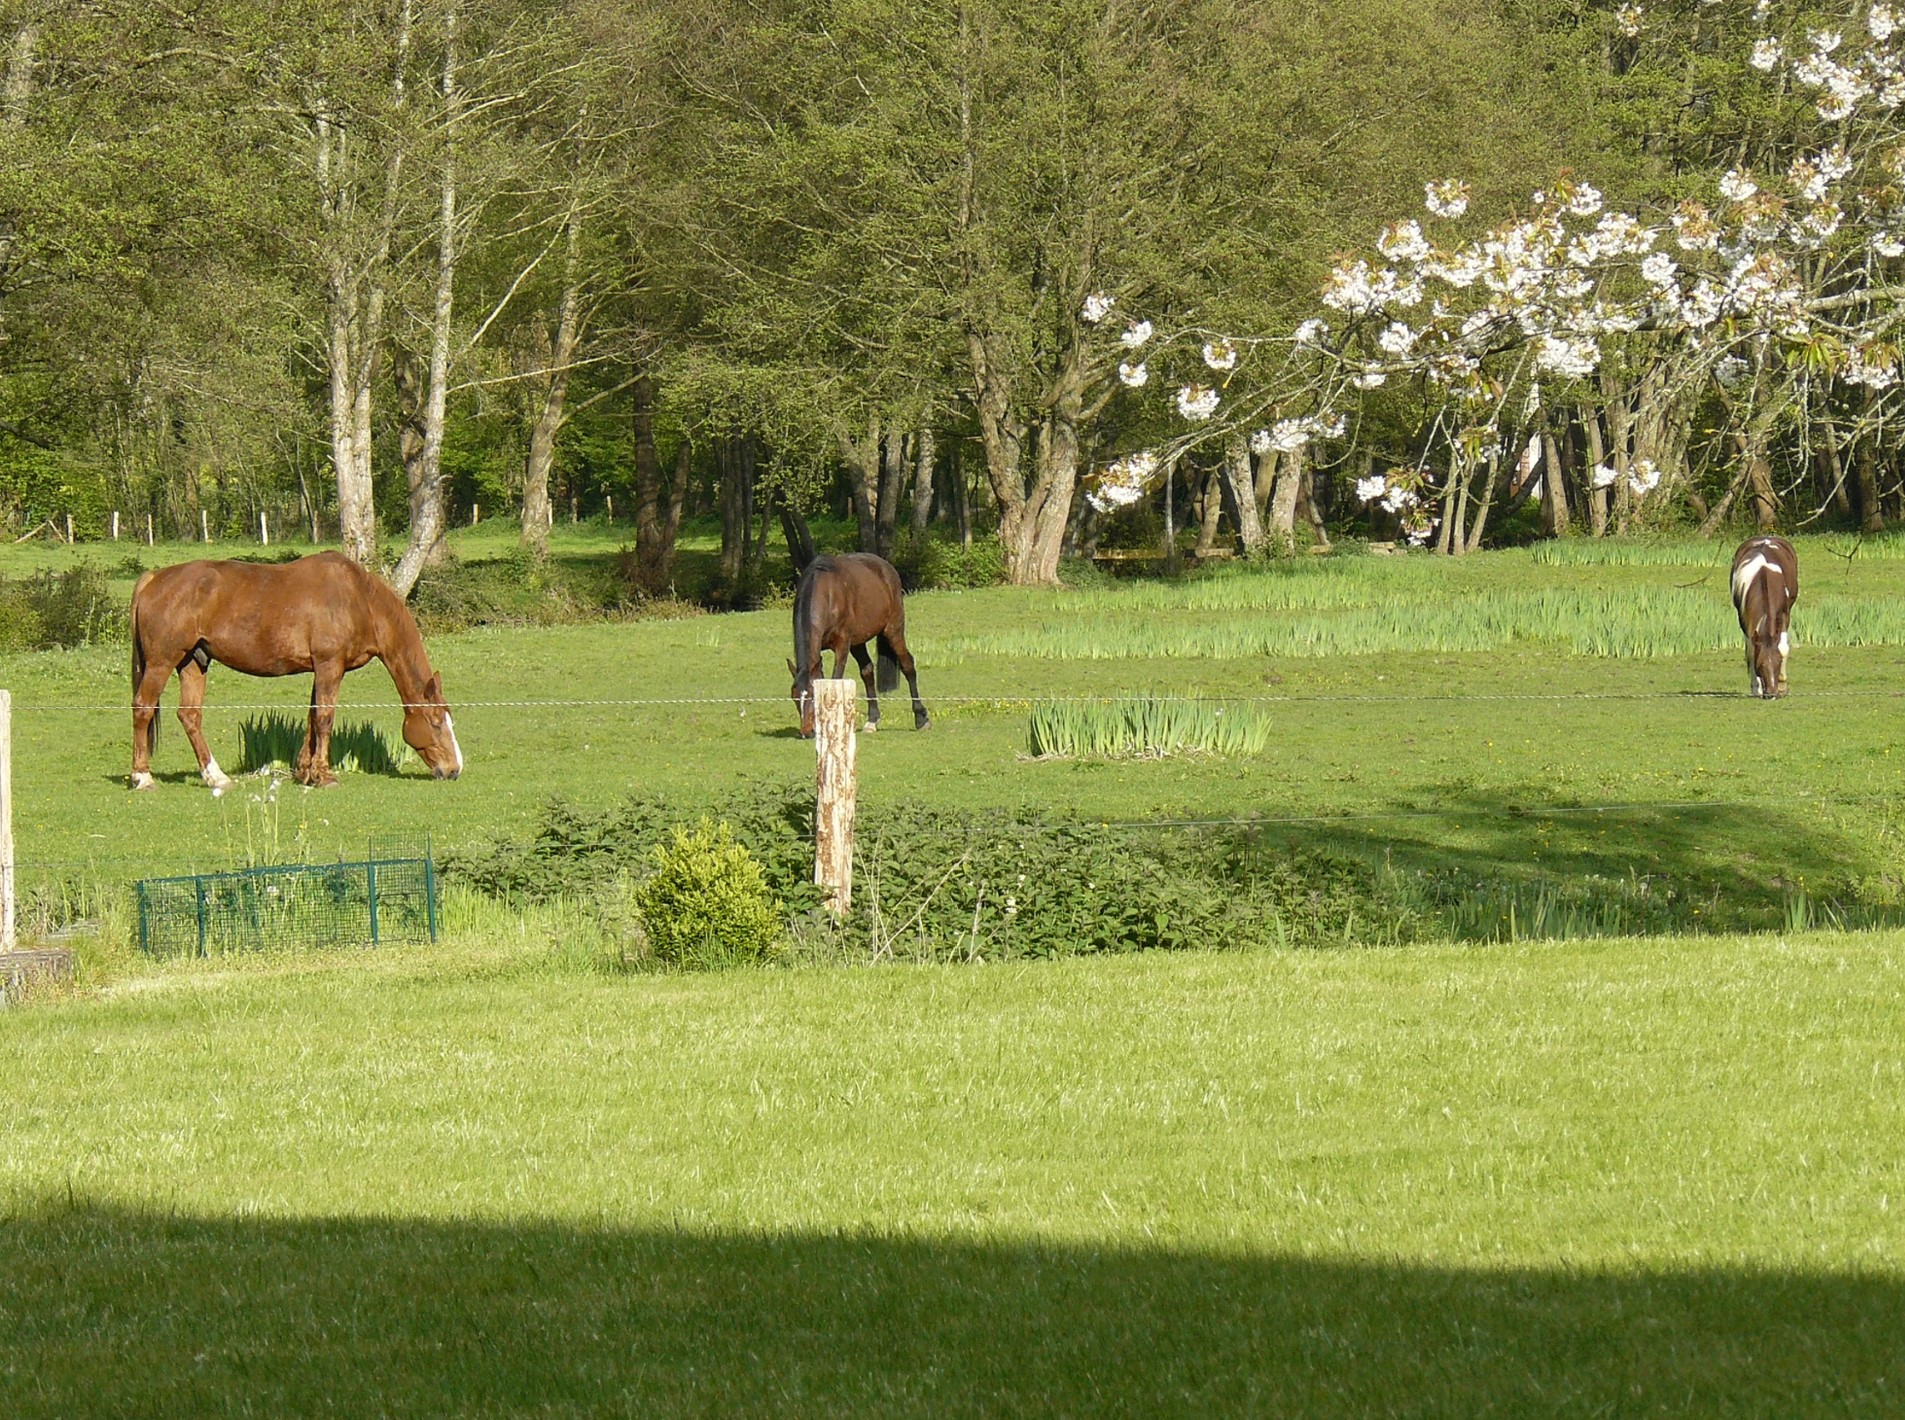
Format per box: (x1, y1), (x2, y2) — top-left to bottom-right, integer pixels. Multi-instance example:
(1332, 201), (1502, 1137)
(786, 553), (929, 737)
(1730, 534), (1798, 699)
(130, 552), (463, 790)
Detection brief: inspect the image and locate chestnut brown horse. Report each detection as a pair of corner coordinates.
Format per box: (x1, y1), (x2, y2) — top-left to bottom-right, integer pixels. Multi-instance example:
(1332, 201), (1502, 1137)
(130, 552), (463, 790)
(786, 553), (928, 737)
(1731, 534), (1798, 699)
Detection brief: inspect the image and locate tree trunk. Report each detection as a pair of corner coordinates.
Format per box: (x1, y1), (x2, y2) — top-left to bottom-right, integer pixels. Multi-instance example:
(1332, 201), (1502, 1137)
(952, 439), (971, 548)
(1193, 465), (1223, 556)
(910, 425), (935, 530)
(1463, 450), (1500, 554)
(1541, 428), (1571, 536)
(390, 7), (464, 596)
(1299, 461), (1331, 550)
(1856, 434), (1886, 532)
(1224, 434), (1267, 555)
(968, 330), (1080, 585)
(780, 502), (816, 571)
(1583, 410), (1610, 537)
(515, 211), (585, 561)
(1265, 446), (1302, 548)
(875, 428), (904, 556)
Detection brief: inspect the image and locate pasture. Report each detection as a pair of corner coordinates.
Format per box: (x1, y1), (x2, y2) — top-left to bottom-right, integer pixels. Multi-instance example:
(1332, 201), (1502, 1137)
(3, 527), (1905, 1414)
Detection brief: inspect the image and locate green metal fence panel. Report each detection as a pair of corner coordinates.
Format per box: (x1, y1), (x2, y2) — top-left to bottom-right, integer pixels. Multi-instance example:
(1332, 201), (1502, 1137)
(133, 842), (437, 958)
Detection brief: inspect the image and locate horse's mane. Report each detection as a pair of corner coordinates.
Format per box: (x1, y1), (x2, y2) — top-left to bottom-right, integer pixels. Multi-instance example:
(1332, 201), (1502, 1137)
(793, 557), (838, 679)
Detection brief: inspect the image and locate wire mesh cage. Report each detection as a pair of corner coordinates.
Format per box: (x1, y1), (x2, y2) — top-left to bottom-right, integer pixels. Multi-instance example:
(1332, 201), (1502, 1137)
(134, 839), (438, 958)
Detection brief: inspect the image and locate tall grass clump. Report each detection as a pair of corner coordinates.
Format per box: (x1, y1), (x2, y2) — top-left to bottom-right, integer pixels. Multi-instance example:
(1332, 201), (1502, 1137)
(1028, 697), (1272, 758)
(234, 712), (406, 776)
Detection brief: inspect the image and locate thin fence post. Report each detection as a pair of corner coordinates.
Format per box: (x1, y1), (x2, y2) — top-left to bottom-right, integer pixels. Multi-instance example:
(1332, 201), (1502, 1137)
(146, 512), (154, 546)
(64, 512), (73, 544)
(112, 510), (120, 541)
(260, 511), (269, 546)
(813, 678), (858, 915)
(0, 690), (13, 952)
(201, 509), (210, 543)
(367, 860), (380, 944)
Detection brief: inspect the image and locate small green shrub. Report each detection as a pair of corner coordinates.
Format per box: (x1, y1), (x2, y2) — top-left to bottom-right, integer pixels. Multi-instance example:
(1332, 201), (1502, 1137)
(233, 713), (406, 776)
(0, 566), (121, 650)
(1028, 697), (1273, 759)
(633, 819), (783, 968)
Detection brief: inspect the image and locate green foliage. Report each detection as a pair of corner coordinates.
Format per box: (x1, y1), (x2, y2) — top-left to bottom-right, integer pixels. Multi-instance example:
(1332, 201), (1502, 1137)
(1028, 697), (1273, 759)
(632, 819), (782, 968)
(0, 565), (120, 651)
(233, 713), (407, 777)
(887, 529), (1005, 591)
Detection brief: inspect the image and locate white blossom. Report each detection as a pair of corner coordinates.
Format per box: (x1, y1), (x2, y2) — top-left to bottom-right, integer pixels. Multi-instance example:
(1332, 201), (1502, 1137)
(1641, 251), (1678, 286)
(1352, 370), (1388, 389)
(1120, 319), (1153, 348)
(1626, 459), (1662, 496)
(1567, 182), (1606, 217)
(1202, 339), (1239, 371)
(1425, 179), (1471, 219)
(1355, 474), (1388, 503)
(1377, 321), (1418, 356)
(1293, 318), (1329, 345)
(1535, 334), (1601, 379)
(1615, 4), (1644, 38)
(1873, 4), (1898, 42)
(1378, 219), (1433, 263)
(1118, 360), (1149, 387)
(1719, 169), (1759, 203)
(1750, 37), (1784, 70)
(1591, 463), (1621, 489)
(1081, 292), (1115, 324)
(1176, 384), (1220, 421)
(1715, 354), (1749, 388)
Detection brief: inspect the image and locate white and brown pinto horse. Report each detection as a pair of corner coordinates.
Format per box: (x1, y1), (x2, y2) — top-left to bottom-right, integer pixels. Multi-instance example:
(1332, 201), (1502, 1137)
(130, 552), (463, 790)
(1730, 534), (1798, 699)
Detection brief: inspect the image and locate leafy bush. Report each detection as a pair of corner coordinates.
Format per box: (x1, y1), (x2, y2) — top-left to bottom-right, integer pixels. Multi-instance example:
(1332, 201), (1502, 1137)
(632, 819), (783, 968)
(0, 566), (121, 651)
(888, 528), (1004, 590)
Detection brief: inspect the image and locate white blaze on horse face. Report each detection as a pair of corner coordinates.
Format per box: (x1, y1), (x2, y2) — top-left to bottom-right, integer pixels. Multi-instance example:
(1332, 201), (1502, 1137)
(445, 712), (463, 776)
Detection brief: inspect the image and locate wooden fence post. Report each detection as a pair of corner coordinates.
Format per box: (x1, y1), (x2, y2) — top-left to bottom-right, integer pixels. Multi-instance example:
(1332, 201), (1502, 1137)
(201, 509), (210, 543)
(813, 678), (858, 915)
(260, 511), (269, 546)
(1, 690), (14, 952)
(111, 510), (119, 541)
(146, 512), (154, 546)
(64, 513), (73, 544)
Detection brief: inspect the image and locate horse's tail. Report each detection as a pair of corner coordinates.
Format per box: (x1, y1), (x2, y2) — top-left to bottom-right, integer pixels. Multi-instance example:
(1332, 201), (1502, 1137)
(875, 634), (902, 694)
(131, 571), (156, 750)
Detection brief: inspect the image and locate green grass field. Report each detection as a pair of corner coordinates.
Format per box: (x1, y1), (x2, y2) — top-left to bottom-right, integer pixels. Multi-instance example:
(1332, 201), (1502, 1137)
(4, 938), (1903, 1415)
(4, 526), (1905, 1414)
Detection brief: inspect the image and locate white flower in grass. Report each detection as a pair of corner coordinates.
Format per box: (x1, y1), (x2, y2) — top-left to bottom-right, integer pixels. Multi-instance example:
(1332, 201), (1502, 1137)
(1378, 219), (1433, 263)
(1355, 474), (1388, 503)
(1425, 179), (1470, 219)
(1566, 183), (1605, 217)
(1750, 37), (1784, 70)
(1176, 384), (1220, 421)
(1081, 291), (1115, 324)
(1121, 319), (1153, 348)
(1202, 339), (1239, 371)
(1293, 318), (1329, 345)
(1719, 169), (1758, 203)
(1377, 321), (1418, 356)
(1118, 360), (1149, 387)
(1591, 463), (1621, 490)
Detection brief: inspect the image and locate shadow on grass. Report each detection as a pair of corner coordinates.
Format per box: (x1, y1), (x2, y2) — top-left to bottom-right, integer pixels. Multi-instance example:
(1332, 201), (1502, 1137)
(1, 1201), (1897, 1418)
(1235, 782), (1903, 937)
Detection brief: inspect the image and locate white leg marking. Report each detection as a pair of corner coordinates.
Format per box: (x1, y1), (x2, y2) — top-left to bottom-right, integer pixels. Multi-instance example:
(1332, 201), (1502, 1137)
(1778, 630), (1789, 657)
(202, 757), (232, 791)
(129, 771), (154, 791)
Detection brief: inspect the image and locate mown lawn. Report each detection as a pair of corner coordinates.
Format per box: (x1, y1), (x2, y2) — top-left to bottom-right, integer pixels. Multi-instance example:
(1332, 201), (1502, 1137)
(3, 936), (1902, 1416)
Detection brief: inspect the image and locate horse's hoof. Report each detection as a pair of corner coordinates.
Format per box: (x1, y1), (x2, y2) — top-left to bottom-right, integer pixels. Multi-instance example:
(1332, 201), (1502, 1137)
(129, 772), (155, 791)
(915, 716), (931, 731)
(862, 721), (879, 733)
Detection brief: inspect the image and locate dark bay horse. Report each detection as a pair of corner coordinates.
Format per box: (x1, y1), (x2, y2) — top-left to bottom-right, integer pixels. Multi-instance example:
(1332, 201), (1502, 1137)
(787, 553), (929, 737)
(1731, 534), (1798, 699)
(130, 552), (463, 790)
